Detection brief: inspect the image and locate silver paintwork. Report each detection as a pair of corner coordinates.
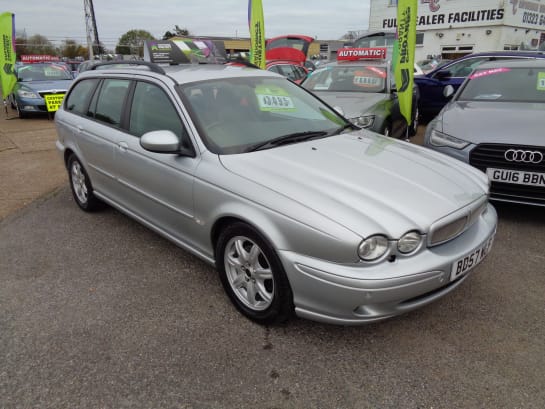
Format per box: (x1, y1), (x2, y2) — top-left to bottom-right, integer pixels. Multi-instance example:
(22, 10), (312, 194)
(55, 63), (497, 324)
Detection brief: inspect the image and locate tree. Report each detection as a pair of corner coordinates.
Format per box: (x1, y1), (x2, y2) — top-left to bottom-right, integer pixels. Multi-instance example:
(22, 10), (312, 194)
(15, 34), (56, 57)
(162, 25), (191, 40)
(60, 39), (88, 59)
(116, 29), (156, 56)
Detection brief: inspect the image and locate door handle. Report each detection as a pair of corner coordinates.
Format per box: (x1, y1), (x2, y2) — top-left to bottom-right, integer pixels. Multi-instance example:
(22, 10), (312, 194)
(77, 125), (84, 133)
(118, 141), (129, 152)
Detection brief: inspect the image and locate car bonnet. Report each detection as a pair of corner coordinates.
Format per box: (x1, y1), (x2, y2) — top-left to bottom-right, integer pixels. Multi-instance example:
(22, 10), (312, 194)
(18, 79), (73, 93)
(312, 92), (388, 119)
(440, 101), (545, 145)
(219, 130), (488, 238)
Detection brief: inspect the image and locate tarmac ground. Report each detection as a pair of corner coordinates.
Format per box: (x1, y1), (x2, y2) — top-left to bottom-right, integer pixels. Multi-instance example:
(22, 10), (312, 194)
(1, 108), (544, 409)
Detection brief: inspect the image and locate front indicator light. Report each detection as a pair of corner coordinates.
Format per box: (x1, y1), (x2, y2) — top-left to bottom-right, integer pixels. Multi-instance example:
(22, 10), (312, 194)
(350, 115), (375, 128)
(358, 235), (389, 261)
(429, 129), (469, 149)
(398, 231), (422, 254)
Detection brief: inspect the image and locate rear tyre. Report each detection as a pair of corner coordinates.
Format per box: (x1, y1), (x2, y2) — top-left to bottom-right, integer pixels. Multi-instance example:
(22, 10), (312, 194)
(67, 154), (103, 212)
(216, 222), (294, 325)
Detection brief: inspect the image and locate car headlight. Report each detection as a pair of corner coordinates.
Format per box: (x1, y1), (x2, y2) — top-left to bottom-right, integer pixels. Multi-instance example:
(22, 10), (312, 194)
(17, 88), (40, 99)
(429, 129), (469, 149)
(350, 115), (375, 128)
(358, 235), (389, 261)
(397, 231), (423, 254)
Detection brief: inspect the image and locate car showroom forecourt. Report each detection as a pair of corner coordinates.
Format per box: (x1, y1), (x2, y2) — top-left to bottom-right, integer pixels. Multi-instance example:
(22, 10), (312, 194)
(55, 60), (497, 325)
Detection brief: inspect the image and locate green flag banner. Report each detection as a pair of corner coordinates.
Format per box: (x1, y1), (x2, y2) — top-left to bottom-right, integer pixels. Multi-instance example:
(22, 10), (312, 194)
(0, 12), (16, 100)
(393, 0), (417, 126)
(248, 0), (266, 69)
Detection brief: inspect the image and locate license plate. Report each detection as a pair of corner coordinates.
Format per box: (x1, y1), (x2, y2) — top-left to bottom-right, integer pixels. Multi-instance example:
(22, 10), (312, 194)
(486, 168), (545, 187)
(450, 235), (495, 281)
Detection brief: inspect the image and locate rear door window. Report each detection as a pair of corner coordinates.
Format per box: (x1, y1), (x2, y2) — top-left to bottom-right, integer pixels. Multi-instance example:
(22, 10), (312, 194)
(91, 79), (131, 126)
(64, 79), (99, 115)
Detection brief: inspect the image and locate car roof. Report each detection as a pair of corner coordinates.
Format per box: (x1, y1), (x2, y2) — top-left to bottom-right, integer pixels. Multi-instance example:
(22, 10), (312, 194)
(429, 50), (545, 72)
(77, 62), (281, 85)
(319, 60), (389, 69)
(473, 58), (545, 69)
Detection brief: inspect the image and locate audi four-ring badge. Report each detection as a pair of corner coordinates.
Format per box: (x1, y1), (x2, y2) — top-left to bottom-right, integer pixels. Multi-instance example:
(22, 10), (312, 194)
(424, 58), (545, 207)
(55, 60), (497, 325)
(504, 149), (544, 164)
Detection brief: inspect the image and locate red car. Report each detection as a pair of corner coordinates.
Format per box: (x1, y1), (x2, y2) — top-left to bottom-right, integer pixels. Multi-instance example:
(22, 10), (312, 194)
(265, 35), (313, 83)
(266, 60), (308, 83)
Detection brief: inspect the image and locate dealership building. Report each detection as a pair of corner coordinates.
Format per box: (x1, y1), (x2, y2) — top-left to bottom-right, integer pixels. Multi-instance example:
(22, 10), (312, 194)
(368, 0), (545, 60)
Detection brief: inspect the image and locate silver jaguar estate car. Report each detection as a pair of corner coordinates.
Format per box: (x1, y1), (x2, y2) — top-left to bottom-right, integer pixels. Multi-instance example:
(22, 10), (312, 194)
(55, 61), (497, 325)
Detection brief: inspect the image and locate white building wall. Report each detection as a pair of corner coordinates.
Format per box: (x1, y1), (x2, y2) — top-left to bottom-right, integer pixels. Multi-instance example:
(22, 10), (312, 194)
(369, 0), (545, 60)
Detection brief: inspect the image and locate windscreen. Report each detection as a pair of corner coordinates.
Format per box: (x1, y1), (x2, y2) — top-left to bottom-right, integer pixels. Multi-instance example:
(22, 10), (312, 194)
(303, 65), (387, 93)
(16, 64), (72, 81)
(459, 66), (545, 103)
(179, 76), (349, 154)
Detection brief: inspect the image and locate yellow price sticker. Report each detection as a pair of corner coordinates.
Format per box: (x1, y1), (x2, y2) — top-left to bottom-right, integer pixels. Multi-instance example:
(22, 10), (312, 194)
(44, 93), (65, 112)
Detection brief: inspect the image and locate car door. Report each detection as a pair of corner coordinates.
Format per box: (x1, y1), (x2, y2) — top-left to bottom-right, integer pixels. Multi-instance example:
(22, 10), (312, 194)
(416, 56), (491, 119)
(62, 77), (131, 200)
(388, 72), (404, 138)
(111, 79), (200, 245)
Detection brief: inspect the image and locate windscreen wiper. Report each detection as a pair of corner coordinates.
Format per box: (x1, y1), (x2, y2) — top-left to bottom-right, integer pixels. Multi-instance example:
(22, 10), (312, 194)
(248, 131), (328, 152)
(336, 123), (357, 133)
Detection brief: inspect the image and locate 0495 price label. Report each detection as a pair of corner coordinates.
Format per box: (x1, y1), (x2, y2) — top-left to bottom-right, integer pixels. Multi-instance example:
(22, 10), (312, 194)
(257, 94), (295, 111)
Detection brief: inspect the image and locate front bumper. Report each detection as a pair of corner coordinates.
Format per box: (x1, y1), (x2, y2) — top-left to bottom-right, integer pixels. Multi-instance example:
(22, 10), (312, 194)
(279, 203), (497, 325)
(14, 96), (48, 114)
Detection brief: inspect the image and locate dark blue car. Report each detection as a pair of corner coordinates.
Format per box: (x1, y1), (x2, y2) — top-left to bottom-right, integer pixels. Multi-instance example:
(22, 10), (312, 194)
(416, 50), (545, 122)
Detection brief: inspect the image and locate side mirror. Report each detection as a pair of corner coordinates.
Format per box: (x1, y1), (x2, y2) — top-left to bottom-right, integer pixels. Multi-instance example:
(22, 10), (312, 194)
(443, 84), (455, 99)
(140, 130), (193, 156)
(435, 70), (452, 80)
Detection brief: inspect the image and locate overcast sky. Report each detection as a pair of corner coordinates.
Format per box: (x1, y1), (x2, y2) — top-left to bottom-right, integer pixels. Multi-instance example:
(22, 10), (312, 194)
(4, 0), (371, 49)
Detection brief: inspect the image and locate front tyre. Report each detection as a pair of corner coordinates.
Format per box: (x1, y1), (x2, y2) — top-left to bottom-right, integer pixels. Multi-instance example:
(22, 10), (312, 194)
(67, 154), (103, 212)
(15, 103), (28, 119)
(216, 223), (294, 325)
(408, 107), (419, 137)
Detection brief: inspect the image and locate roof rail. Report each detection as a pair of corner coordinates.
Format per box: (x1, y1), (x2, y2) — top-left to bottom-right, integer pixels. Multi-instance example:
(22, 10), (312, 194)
(89, 61), (166, 74)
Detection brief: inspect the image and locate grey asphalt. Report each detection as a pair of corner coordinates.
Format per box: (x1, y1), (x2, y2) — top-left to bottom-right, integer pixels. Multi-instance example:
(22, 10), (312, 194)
(1, 186), (545, 409)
